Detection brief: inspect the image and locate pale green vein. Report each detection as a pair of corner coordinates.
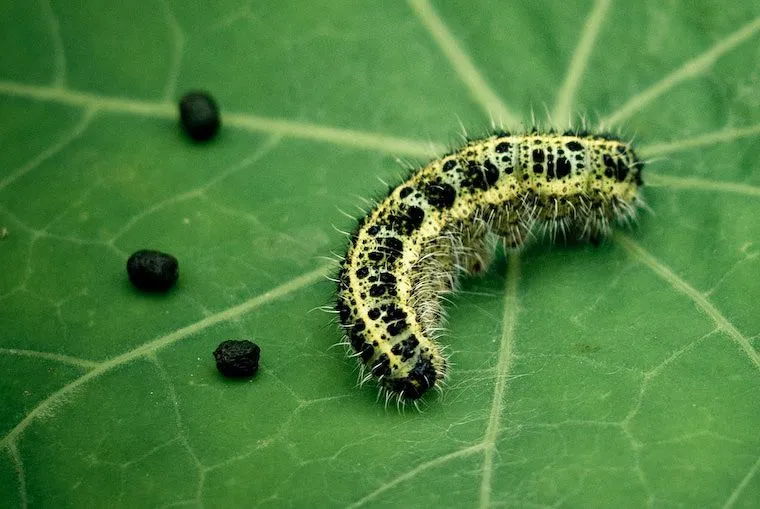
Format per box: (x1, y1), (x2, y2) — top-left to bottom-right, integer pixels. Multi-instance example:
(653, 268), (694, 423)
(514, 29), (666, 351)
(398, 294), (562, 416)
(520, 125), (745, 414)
(7, 440), (28, 509)
(348, 257), (521, 508)
(479, 255), (520, 509)
(118, 434), (182, 469)
(0, 263), (332, 450)
(160, 0), (185, 101)
(621, 330), (719, 440)
(638, 123), (760, 158)
(645, 172), (760, 198)
(0, 108), (96, 192)
(0, 348), (99, 370)
(551, 0), (612, 127)
(40, 0), (66, 88)
(722, 454), (760, 509)
(149, 355), (204, 481)
(223, 110), (443, 158)
(345, 443), (486, 509)
(600, 15), (760, 128)
(0, 81), (443, 158)
(109, 135), (282, 242)
(617, 235), (760, 372)
(407, 0), (520, 128)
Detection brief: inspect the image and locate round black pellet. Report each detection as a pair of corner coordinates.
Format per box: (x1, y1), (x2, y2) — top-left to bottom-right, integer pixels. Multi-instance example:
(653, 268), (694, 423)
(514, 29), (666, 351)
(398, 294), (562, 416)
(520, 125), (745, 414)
(213, 340), (261, 377)
(179, 91), (220, 141)
(126, 249), (179, 292)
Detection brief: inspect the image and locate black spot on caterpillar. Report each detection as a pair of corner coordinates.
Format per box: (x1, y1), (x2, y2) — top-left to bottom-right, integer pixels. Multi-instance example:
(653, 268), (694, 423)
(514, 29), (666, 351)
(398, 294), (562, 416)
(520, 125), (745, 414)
(335, 131), (644, 404)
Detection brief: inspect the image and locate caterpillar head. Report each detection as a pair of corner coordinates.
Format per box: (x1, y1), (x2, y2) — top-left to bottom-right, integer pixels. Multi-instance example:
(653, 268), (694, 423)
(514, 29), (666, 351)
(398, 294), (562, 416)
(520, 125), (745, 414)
(595, 139), (644, 205)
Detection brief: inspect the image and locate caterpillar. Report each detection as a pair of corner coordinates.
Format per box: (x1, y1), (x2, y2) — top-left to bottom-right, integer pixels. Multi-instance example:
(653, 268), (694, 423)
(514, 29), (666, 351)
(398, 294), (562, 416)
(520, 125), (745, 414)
(334, 130), (644, 404)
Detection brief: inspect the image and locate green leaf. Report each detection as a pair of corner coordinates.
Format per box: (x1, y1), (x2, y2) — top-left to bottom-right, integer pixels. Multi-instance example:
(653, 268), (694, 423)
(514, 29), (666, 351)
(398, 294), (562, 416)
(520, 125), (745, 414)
(1, 1), (759, 508)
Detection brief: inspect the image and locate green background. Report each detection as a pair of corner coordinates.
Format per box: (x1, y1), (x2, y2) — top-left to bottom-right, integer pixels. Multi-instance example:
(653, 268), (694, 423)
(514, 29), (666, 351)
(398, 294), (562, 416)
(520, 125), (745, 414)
(1, 1), (760, 508)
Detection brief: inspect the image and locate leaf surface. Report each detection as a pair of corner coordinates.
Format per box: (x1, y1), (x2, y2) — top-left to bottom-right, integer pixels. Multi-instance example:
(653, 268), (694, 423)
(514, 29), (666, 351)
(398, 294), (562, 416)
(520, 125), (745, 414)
(1, 1), (760, 508)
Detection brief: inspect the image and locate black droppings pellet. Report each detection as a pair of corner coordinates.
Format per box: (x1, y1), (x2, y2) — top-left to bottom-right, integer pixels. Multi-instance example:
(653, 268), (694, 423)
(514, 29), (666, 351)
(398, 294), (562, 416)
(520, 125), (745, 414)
(179, 91), (220, 141)
(213, 340), (261, 377)
(126, 249), (179, 292)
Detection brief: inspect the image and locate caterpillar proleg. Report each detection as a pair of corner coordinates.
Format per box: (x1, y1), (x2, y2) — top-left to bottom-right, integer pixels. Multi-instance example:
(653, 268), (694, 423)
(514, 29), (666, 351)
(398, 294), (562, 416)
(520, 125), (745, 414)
(335, 130), (644, 403)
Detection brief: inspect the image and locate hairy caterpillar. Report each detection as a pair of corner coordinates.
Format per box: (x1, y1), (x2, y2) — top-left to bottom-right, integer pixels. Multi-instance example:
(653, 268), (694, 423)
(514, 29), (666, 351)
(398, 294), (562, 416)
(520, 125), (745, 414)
(335, 130), (644, 404)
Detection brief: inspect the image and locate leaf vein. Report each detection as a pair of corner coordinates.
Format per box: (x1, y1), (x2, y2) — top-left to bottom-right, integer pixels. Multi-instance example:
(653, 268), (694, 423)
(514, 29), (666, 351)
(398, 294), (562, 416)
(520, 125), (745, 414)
(0, 263), (332, 451)
(617, 235), (760, 372)
(0, 348), (99, 369)
(40, 0), (66, 88)
(345, 443), (486, 509)
(7, 440), (28, 509)
(551, 0), (612, 127)
(722, 453), (760, 509)
(638, 123), (760, 158)
(159, 0), (185, 101)
(644, 172), (760, 198)
(109, 135), (281, 243)
(0, 81), (442, 157)
(406, 0), (520, 128)
(478, 255), (520, 509)
(600, 15), (760, 128)
(0, 108), (96, 192)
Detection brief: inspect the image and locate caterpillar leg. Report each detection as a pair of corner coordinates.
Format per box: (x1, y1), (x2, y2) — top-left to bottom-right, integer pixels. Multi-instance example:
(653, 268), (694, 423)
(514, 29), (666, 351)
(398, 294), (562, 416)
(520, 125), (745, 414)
(456, 225), (496, 275)
(568, 208), (611, 245)
(493, 214), (533, 251)
(409, 246), (456, 327)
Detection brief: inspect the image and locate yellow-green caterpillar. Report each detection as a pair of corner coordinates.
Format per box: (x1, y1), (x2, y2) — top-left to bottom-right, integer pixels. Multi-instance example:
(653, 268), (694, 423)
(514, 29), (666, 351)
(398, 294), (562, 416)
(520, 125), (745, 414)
(335, 130), (644, 403)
